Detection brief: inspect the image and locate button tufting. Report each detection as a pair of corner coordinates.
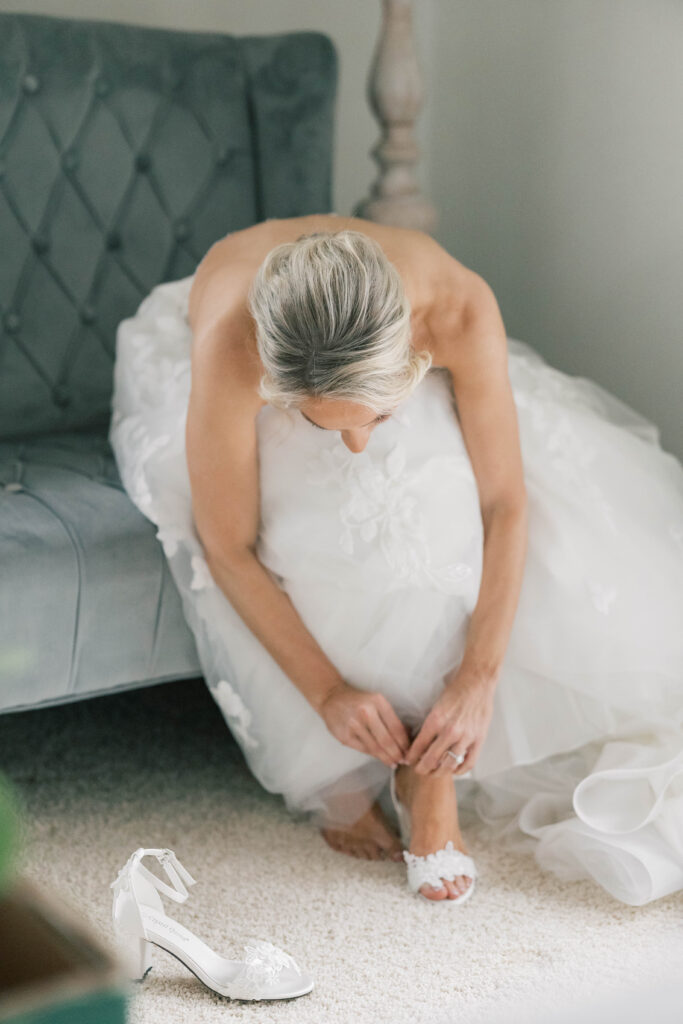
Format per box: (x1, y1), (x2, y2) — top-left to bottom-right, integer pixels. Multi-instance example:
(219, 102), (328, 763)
(22, 73), (40, 94)
(32, 234), (50, 255)
(135, 152), (151, 172)
(53, 385), (71, 408)
(174, 220), (190, 242)
(80, 304), (96, 324)
(0, 160), (5, 179)
(95, 76), (110, 97)
(106, 230), (122, 250)
(4, 312), (20, 333)
(4, 482), (24, 493)
(62, 150), (79, 172)
(215, 146), (230, 166)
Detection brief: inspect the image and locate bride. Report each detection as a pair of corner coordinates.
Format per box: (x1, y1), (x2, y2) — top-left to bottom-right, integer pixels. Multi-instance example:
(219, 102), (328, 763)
(110, 214), (683, 907)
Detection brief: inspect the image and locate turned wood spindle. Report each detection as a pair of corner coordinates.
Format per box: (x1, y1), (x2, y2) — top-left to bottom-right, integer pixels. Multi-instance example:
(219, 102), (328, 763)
(355, 0), (437, 233)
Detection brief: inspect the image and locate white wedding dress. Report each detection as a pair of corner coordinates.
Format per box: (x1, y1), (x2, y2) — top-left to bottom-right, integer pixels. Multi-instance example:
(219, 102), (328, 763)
(109, 270), (683, 908)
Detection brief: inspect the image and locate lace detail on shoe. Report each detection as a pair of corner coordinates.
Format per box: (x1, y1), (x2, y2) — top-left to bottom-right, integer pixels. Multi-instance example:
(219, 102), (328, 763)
(211, 680), (258, 750)
(110, 848), (196, 904)
(228, 940), (303, 1000)
(305, 440), (475, 593)
(402, 841), (477, 894)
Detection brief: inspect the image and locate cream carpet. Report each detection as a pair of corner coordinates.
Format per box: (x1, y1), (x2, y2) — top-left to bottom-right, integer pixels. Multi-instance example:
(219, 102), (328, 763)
(1, 678), (681, 1024)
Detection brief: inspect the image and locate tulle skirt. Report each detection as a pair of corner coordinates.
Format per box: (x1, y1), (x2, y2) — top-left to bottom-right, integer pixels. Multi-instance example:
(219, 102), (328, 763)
(109, 271), (683, 906)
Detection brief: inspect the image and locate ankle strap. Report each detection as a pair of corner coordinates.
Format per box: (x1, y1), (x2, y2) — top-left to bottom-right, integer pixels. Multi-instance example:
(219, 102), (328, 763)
(131, 848), (197, 904)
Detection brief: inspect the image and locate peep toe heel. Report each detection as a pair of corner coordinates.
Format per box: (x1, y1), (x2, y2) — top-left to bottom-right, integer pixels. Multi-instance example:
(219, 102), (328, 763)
(110, 847), (314, 1000)
(389, 767), (477, 905)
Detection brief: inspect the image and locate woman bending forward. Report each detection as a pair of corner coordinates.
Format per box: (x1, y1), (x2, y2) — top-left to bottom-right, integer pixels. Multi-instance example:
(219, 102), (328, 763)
(110, 213), (683, 907)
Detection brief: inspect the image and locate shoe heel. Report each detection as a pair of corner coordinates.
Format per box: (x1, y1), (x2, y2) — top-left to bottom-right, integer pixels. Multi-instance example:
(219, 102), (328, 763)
(126, 936), (154, 981)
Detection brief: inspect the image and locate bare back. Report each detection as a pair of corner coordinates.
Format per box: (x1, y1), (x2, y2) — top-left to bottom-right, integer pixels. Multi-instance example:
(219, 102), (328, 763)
(184, 215), (472, 564)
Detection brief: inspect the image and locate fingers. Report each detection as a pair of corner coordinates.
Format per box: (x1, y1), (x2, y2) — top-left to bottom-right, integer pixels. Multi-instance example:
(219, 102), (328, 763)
(453, 738), (481, 776)
(403, 718), (440, 768)
(417, 733), (469, 775)
(354, 697), (410, 766)
(431, 738), (480, 778)
(374, 694), (412, 758)
(431, 754), (456, 778)
(360, 719), (401, 767)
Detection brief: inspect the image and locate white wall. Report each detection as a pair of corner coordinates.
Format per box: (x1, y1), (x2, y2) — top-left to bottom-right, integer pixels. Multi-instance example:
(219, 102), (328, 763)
(3, 0), (681, 458)
(431, 0), (683, 459)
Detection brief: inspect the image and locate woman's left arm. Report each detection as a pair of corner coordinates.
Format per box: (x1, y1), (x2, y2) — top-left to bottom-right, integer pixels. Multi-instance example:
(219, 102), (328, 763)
(404, 271), (529, 777)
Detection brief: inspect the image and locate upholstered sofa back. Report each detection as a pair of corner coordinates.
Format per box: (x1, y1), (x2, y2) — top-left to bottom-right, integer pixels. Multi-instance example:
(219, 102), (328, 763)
(0, 13), (337, 441)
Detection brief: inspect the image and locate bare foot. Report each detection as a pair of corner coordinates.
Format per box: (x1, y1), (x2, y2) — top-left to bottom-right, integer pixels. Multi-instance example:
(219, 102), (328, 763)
(320, 800), (404, 862)
(394, 764), (473, 901)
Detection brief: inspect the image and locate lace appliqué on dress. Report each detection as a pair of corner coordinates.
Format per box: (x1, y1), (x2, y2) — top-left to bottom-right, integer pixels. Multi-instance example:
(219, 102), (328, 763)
(585, 579), (618, 615)
(212, 680), (258, 749)
(512, 356), (624, 616)
(512, 363), (620, 537)
(669, 521), (683, 554)
(110, 417), (171, 517)
(306, 439), (474, 594)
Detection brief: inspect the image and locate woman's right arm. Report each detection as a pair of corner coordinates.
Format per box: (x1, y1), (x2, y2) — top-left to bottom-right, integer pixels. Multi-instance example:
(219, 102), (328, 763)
(185, 322), (410, 767)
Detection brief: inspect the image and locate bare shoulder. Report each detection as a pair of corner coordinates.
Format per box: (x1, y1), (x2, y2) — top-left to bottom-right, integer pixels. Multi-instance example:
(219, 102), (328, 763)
(187, 214), (456, 335)
(186, 214), (486, 406)
(426, 262), (506, 382)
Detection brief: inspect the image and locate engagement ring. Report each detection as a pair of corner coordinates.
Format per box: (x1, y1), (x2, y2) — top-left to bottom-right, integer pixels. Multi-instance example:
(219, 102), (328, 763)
(446, 750), (466, 766)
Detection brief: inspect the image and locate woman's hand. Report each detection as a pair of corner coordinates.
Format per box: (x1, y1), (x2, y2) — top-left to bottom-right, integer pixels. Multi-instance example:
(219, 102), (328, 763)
(319, 681), (411, 768)
(403, 669), (496, 777)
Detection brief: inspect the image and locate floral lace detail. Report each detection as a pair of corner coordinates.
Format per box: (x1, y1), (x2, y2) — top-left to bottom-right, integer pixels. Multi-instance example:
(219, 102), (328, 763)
(110, 417), (171, 517)
(305, 439), (474, 593)
(402, 840), (477, 893)
(586, 579), (618, 615)
(189, 553), (216, 591)
(228, 939), (303, 1000)
(669, 521), (683, 553)
(512, 365), (619, 537)
(212, 679), (258, 749)
(155, 525), (186, 559)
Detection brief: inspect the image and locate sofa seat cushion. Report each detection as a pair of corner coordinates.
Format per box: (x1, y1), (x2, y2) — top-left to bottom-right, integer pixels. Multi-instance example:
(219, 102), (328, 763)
(0, 430), (201, 712)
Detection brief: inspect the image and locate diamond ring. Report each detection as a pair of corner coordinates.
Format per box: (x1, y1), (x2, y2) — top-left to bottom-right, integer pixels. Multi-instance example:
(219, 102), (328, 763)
(446, 750), (466, 766)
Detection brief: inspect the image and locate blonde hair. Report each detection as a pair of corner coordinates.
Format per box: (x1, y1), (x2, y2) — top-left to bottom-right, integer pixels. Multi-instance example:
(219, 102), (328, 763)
(247, 229), (433, 413)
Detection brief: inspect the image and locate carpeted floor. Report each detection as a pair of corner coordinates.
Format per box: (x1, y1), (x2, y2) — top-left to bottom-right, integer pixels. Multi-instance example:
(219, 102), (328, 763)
(1, 678), (681, 1024)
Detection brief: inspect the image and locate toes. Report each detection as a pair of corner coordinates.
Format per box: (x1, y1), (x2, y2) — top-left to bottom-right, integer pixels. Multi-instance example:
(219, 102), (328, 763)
(422, 875), (473, 900)
(450, 875), (472, 899)
(420, 883), (448, 901)
(363, 842), (381, 860)
(382, 841), (405, 863)
(443, 879), (459, 899)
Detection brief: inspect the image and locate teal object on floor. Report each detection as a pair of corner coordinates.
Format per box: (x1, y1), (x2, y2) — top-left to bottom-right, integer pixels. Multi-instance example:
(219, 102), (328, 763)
(0, 773), (20, 898)
(0, 12), (338, 712)
(1, 988), (126, 1024)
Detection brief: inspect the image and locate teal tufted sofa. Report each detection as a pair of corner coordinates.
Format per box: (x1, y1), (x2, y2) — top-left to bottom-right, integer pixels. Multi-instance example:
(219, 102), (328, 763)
(0, 12), (337, 713)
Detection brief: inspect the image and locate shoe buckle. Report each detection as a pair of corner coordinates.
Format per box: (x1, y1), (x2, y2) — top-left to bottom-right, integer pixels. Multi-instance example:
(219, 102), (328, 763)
(111, 848), (197, 904)
(153, 848), (197, 901)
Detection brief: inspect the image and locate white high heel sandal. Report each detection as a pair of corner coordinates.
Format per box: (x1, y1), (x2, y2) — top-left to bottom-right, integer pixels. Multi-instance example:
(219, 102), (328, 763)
(110, 847), (314, 1001)
(389, 767), (477, 905)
